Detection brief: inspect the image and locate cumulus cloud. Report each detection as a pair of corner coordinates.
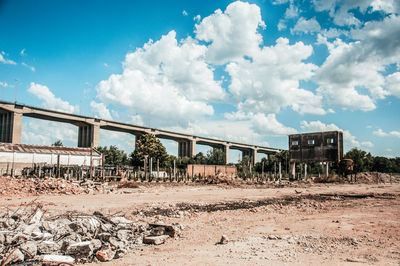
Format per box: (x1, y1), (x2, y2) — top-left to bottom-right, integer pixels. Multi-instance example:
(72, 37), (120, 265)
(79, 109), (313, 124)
(373, 128), (400, 138)
(291, 17), (321, 34)
(96, 31), (224, 127)
(385, 72), (400, 98)
(91, 101), (113, 120)
(312, 0), (399, 27)
(285, 1), (299, 19)
(0, 51), (16, 65)
(195, 1), (266, 64)
(300, 120), (372, 149)
(315, 15), (400, 111)
(182, 10), (188, 16)
(0, 82), (7, 87)
(226, 38), (325, 115)
(27, 82), (76, 113)
(251, 113), (297, 136)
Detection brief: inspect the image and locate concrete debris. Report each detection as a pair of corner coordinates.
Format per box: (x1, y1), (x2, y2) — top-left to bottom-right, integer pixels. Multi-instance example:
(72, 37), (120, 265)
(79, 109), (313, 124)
(0, 176), (118, 197)
(0, 207), (182, 264)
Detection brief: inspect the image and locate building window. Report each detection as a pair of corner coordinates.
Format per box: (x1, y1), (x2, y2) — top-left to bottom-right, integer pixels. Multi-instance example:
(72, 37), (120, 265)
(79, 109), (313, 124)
(292, 140), (298, 146)
(327, 138), (334, 144)
(308, 139), (315, 145)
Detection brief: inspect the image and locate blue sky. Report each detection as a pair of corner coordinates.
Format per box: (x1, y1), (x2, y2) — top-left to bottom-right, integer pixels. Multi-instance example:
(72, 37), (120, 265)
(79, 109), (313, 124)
(0, 0), (399, 160)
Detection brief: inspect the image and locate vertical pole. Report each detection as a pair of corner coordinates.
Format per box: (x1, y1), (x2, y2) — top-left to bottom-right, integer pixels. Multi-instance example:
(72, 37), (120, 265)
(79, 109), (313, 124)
(157, 158), (159, 182)
(262, 160), (264, 179)
(173, 160), (176, 180)
(279, 161), (282, 181)
(12, 151), (15, 177)
(304, 163), (307, 180)
(57, 154), (60, 178)
(149, 157), (152, 181)
(326, 162), (329, 176)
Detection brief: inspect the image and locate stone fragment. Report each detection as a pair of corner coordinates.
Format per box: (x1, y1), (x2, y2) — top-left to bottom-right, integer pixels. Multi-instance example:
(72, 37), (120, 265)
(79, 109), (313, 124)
(109, 237), (123, 249)
(4, 248), (24, 265)
(111, 217), (133, 225)
(101, 223), (113, 232)
(143, 235), (169, 245)
(117, 230), (131, 241)
(98, 232), (112, 242)
(91, 238), (102, 250)
(22, 224), (41, 235)
(29, 208), (43, 225)
(219, 235), (229, 244)
(150, 227), (165, 236)
(41, 254), (75, 264)
(96, 247), (115, 262)
(37, 241), (60, 254)
(66, 241), (93, 257)
(20, 241), (37, 257)
(149, 223), (180, 237)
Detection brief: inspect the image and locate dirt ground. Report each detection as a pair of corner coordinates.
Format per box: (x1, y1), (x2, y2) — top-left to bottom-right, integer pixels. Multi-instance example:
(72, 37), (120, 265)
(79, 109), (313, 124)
(1, 182), (399, 265)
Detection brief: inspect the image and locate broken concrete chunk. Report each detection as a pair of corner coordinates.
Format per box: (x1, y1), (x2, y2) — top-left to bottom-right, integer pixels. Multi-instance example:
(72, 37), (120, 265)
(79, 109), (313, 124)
(37, 240), (60, 254)
(91, 238), (102, 250)
(3, 248), (24, 265)
(109, 237), (124, 249)
(149, 223), (180, 237)
(143, 235), (169, 245)
(22, 223), (41, 235)
(150, 226), (165, 236)
(29, 208), (43, 225)
(117, 230), (131, 241)
(111, 216), (133, 225)
(41, 254), (75, 264)
(96, 247), (115, 262)
(98, 232), (112, 242)
(20, 240), (38, 257)
(66, 241), (93, 257)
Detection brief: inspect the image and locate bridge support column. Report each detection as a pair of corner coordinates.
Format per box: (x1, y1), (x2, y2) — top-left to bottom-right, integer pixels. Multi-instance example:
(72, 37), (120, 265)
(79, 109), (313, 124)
(178, 140), (196, 158)
(0, 110), (22, 144)
(224, 145), (230, 164)
(252, 148), (258, 165)
(78, 123), (100, 148)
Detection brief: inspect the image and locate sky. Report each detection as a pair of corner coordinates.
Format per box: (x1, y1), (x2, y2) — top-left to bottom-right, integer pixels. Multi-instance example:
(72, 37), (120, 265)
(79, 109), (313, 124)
(0, 0), (399, 161)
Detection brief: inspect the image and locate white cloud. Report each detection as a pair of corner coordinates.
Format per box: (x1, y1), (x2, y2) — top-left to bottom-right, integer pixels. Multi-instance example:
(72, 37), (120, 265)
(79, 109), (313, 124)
(226, 37), (325, 115)
(285, 2), (299, 19)
(182, 10), (188, 16)
(195, 1), (266, 64)
(194, 15), (201, 23)
(96, 30), (225, 127)
(21, 119), (77, 146)
(20, 48), (26, 56)
(251, 113), (297, 136)
(291, 17), (321, 34)
(386, 72), (400, 98)
(312, 0), (399, 27)
(91, 101), (113, 120)
(0, 82), (7, 87)
(315, 15), (400, 111)
(22, 62), (35, 72)
(373, 128), (400, 138)
(300, 120), (372, 149)
(0, 52), (16, 65)
(27, 82), (76, 113)
(277, 19), (287, 31)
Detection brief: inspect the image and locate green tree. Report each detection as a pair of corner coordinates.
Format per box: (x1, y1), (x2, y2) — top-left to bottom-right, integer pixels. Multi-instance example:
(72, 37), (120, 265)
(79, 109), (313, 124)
(130, 134), (168, 167)
(372, 156), (394, 173)
(193, 152), (208, 164)
(345, 148), (373, 173)
(96, 145), (128, 166)
(206, 148), (225, 165)
(52, 140), (63, 147)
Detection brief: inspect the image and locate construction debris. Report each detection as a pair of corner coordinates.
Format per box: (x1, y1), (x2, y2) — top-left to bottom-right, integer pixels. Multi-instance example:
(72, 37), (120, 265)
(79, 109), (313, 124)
(0, 206), (182, 264)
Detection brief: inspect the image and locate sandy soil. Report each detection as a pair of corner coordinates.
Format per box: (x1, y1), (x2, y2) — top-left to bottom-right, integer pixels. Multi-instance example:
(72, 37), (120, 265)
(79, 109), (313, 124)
(1, 183), (399, 265)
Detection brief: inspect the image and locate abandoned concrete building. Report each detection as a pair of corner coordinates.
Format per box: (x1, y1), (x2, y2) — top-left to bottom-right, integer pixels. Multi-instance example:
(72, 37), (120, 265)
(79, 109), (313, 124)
(289, 131), (344, 179)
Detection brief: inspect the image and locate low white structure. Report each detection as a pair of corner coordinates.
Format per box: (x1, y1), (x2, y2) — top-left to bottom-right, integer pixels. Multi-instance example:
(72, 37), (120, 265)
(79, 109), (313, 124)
(0, 143), (102, 175)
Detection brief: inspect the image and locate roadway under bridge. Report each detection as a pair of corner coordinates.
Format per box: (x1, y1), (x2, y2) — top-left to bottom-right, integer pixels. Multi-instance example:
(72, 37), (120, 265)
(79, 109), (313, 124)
(0, 101), (282, 165)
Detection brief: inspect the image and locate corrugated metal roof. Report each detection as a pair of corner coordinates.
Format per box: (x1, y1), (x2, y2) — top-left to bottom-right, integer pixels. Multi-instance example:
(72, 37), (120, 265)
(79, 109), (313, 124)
(0, 143), (101, 156)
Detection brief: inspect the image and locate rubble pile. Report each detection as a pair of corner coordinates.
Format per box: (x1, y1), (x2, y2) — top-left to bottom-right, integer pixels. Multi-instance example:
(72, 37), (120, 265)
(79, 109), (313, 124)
(0, 207), (181, 265)
(0, 176), (116, 196)
(200, 173), (238, 185)
(355, 172), (398, 183)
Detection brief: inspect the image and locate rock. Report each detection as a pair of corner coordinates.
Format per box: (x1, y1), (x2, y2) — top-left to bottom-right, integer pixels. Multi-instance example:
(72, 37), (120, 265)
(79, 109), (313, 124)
(22, 224), (41, 235)
(268, 235), (282, 240)
(68, 221), (88, 235)
(149, 223), (180, 237)
(101, 223), (113, 232)
(80, 217), (100, 233)
(91, 238), (102, 250)
(41, 254), (75, 264)
(219, 235), (229, 244)
(32, 231), (53, 241)
(143, 235), (169, 245)
(3, 248), (24, 265)
(117, 230), (131, 241)
(109, 237), (124, 249)
(37, 241), (60, 254)
(111, 217), (133, 225)
(20, 241), (37, 257)
(150, 227), (165, 236)
(96, 247), (116, 262)
(98, 232), (112, 242)
(66, 241), (93, 257)
(29, 208), (43, 225)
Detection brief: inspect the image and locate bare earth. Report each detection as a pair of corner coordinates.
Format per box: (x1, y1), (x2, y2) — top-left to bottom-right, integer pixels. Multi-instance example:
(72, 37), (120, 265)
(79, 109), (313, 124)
(1, 183), (399, 265)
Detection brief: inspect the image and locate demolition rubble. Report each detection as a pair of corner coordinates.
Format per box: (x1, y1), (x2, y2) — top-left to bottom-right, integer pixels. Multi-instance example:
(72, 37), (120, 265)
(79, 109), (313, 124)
(0, 206), (182, 265)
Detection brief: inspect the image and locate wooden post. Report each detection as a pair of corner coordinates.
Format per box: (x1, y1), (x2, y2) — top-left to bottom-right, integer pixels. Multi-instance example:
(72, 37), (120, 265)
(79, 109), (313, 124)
(157, 159), (159, 182)
(57, 154), (61, 178)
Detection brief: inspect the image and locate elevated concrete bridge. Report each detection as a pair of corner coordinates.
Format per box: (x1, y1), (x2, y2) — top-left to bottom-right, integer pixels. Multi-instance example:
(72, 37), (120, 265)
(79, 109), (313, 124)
(0, 101), (282, 164)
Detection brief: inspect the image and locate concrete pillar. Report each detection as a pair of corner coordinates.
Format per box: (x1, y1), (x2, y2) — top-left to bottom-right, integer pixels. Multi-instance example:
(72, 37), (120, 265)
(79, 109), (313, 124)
(290, 161), (296, 180)
(304, 163), (308, 180)
(279, 161), (282, 180)
(78, 123), (100, 148)
(252, 149), (258, 165)
(190, 140), (196, 157)
(224, 144), (230, 164)
(0, 111), (22, 143)
(326, 162), (329, 176)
